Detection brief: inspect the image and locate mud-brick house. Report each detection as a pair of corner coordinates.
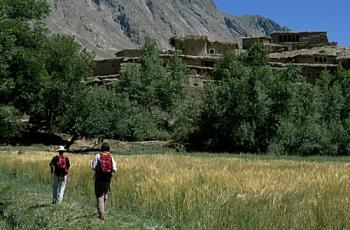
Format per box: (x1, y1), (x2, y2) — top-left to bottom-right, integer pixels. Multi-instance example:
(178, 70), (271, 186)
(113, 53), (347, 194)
(337, 55), (350, 69)
(271, 31), (329, 51)
(161, 53), (219, 92)
(242, 36), (272, 50)
(93, 49), (141, 75)
(243, 31), (350, 81)
(242, 31), (331, 53)
(91, 49), (142, 84)
(242, 36), (287, 53)
(92, 35), (238, 89)
(166, 35), (238, 91)
(93, 58), (120, 77)
(268, 46), (350, 82)
(169, 35), (239, 56)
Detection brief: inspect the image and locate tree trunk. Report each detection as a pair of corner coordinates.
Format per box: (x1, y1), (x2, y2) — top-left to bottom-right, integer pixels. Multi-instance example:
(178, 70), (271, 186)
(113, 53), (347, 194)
(65, 136), (104, 153)
(64, 135), (79, 150)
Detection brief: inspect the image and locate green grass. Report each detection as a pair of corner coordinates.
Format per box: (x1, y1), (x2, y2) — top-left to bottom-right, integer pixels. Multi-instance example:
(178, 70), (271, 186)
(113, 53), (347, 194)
(0, 170), (166, 230)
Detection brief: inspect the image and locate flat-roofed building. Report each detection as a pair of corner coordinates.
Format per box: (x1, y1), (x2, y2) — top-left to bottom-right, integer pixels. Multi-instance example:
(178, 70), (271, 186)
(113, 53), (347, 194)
(169, 35), (238, 56)
(271, 31), (329, 51)
(268, 45), (350, 82)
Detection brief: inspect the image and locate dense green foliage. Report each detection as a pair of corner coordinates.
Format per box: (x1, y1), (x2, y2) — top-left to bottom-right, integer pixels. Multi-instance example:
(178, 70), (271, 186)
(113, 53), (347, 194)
(269, 70), (350, 155)
(0, 105), (23, 141)
(118, 41), (188, 113)
(114, 41), (189, 140)
(0, 0), (190, 143)
(197, 58), (271, 152)
(0, 0), (93, 141)
(186, 46), (350, 155)
(59, 87), (163, 141)
(58, 40), (190, 142)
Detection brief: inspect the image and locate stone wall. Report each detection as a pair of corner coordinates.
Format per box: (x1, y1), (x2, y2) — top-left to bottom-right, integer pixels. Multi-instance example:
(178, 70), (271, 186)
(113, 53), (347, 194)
(242, 37), (272, 50)
(207, 41), (238, 55)
(271, 31), (329, 50)
(93, 58), (121, 76)
(170, 36), (238, 56)
(170, 36), (208, 56)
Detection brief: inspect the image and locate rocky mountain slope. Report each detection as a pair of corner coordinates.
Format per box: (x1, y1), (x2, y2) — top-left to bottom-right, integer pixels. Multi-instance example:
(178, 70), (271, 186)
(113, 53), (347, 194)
(45, 0), (287, 59)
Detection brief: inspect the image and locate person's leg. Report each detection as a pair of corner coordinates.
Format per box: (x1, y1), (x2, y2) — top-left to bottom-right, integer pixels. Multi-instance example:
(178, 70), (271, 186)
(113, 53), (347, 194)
(103, 182), (110, 211)
(52, 174), (58, 203)
(95, 182), (110, 220)
(97, 194), (105, 220)
(95, 182), (105, 219)
(57, 175), (67, 203)
(104, 193), (108, 210)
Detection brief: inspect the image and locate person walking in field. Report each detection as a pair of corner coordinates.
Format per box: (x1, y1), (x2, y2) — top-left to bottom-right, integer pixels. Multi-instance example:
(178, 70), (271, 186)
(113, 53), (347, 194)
(49, 146), (70, 204)
(91, 142), (117, 220)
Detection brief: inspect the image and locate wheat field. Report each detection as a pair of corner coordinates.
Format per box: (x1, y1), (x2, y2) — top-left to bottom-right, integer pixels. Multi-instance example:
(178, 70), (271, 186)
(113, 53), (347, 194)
(0, 150), (349, 229)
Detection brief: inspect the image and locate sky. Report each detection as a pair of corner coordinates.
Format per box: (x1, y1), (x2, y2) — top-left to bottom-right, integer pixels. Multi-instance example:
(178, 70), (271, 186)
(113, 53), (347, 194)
(214, 0), (350, 47)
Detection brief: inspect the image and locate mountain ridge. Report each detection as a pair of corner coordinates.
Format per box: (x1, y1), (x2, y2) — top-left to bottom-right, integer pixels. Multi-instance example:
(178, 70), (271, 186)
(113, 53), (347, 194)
(45, 0), (287, 59)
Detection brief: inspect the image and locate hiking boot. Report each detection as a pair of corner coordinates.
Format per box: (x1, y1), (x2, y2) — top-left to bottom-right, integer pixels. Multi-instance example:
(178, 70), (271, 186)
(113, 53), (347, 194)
(98, 212), (105, 220)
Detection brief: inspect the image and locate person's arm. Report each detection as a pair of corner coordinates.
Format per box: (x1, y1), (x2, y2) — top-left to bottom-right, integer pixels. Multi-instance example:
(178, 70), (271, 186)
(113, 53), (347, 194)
(49, 156), (56, 174)
(66, 157), (71, 169)
(91, 154), (100, 171)
(111, 155), (117, 172)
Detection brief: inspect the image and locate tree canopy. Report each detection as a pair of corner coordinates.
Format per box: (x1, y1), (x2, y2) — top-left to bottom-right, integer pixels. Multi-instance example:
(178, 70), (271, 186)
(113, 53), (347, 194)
(0, 0), (93, 143)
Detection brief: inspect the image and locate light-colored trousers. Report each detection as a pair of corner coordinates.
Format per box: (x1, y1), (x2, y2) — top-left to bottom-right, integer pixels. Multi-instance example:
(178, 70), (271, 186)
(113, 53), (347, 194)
(52, 174), (67, 203)
(97, 194), (108, 215)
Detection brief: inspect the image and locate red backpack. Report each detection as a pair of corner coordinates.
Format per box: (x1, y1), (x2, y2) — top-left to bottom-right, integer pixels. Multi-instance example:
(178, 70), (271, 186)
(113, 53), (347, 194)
(99, 152), (112, 174)
(55, 155), (68, 176)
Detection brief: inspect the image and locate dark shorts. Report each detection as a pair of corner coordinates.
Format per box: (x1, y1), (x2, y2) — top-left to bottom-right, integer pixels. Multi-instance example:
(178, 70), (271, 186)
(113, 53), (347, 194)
(94, 182), (110, 198)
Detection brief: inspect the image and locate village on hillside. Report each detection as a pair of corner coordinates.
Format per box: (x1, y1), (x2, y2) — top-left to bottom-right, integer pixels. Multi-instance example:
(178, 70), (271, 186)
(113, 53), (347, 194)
(92, 31), (350, 88)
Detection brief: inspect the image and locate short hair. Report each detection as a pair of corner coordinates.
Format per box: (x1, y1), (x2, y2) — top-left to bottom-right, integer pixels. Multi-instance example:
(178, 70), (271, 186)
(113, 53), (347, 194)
(101, 142), (110, 151)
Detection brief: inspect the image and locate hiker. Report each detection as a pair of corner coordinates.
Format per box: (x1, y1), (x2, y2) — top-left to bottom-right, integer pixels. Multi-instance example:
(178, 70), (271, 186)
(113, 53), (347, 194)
(91, 142), (117, 220)
(49, 146), (70, 204)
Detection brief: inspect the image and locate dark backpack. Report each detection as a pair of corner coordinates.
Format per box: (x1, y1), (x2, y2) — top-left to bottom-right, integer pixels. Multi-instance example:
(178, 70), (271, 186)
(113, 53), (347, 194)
(55, 155), (68, 176)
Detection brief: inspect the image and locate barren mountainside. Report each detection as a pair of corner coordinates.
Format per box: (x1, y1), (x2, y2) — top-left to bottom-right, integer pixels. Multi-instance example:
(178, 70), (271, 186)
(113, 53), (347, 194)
(45, 0), (287, 59)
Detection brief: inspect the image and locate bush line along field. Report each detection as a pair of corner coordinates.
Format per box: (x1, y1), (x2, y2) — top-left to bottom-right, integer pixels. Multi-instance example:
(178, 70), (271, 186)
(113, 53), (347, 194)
(0, 150), (350, 229)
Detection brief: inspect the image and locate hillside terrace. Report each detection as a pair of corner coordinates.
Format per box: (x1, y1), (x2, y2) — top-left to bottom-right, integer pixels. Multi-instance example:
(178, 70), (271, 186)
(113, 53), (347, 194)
(92, 32), (350, 85)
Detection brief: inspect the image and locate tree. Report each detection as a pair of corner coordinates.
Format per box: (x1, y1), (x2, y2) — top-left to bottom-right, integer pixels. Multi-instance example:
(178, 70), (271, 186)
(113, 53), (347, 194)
(0, 0), (93, 143)
(119, 40), (167, 112)
(212, 51), (244, 81)
(40, 35), (93, 127)
(0, 0), (49, 113)
(314, 71), (350, 155)
(333, 70), (350, 120)
(196, 52), (271, 152)
(268, 81), (326, 155)
(161, 52), (188, 112)
(240, 43), (268, 67)
(0, 105), (23, 141)
(58, 87), (162, 143)
(263, 65), (302, 146)
(119, 41), (188, 112)
(118, 41), (189, 139)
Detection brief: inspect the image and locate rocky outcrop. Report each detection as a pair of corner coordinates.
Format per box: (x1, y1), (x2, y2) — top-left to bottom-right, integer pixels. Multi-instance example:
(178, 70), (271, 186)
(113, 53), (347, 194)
(45, 0), (287, 59)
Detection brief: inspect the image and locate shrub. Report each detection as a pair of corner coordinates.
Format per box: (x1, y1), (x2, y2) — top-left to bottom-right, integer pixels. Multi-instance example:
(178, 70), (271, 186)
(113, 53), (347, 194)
(0, 105), (23, 142)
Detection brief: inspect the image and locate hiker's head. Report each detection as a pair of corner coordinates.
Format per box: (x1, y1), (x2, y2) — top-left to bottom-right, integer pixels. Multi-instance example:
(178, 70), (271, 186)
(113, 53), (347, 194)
(56, 146), (66, 155)
(101, 142), (110, 152)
